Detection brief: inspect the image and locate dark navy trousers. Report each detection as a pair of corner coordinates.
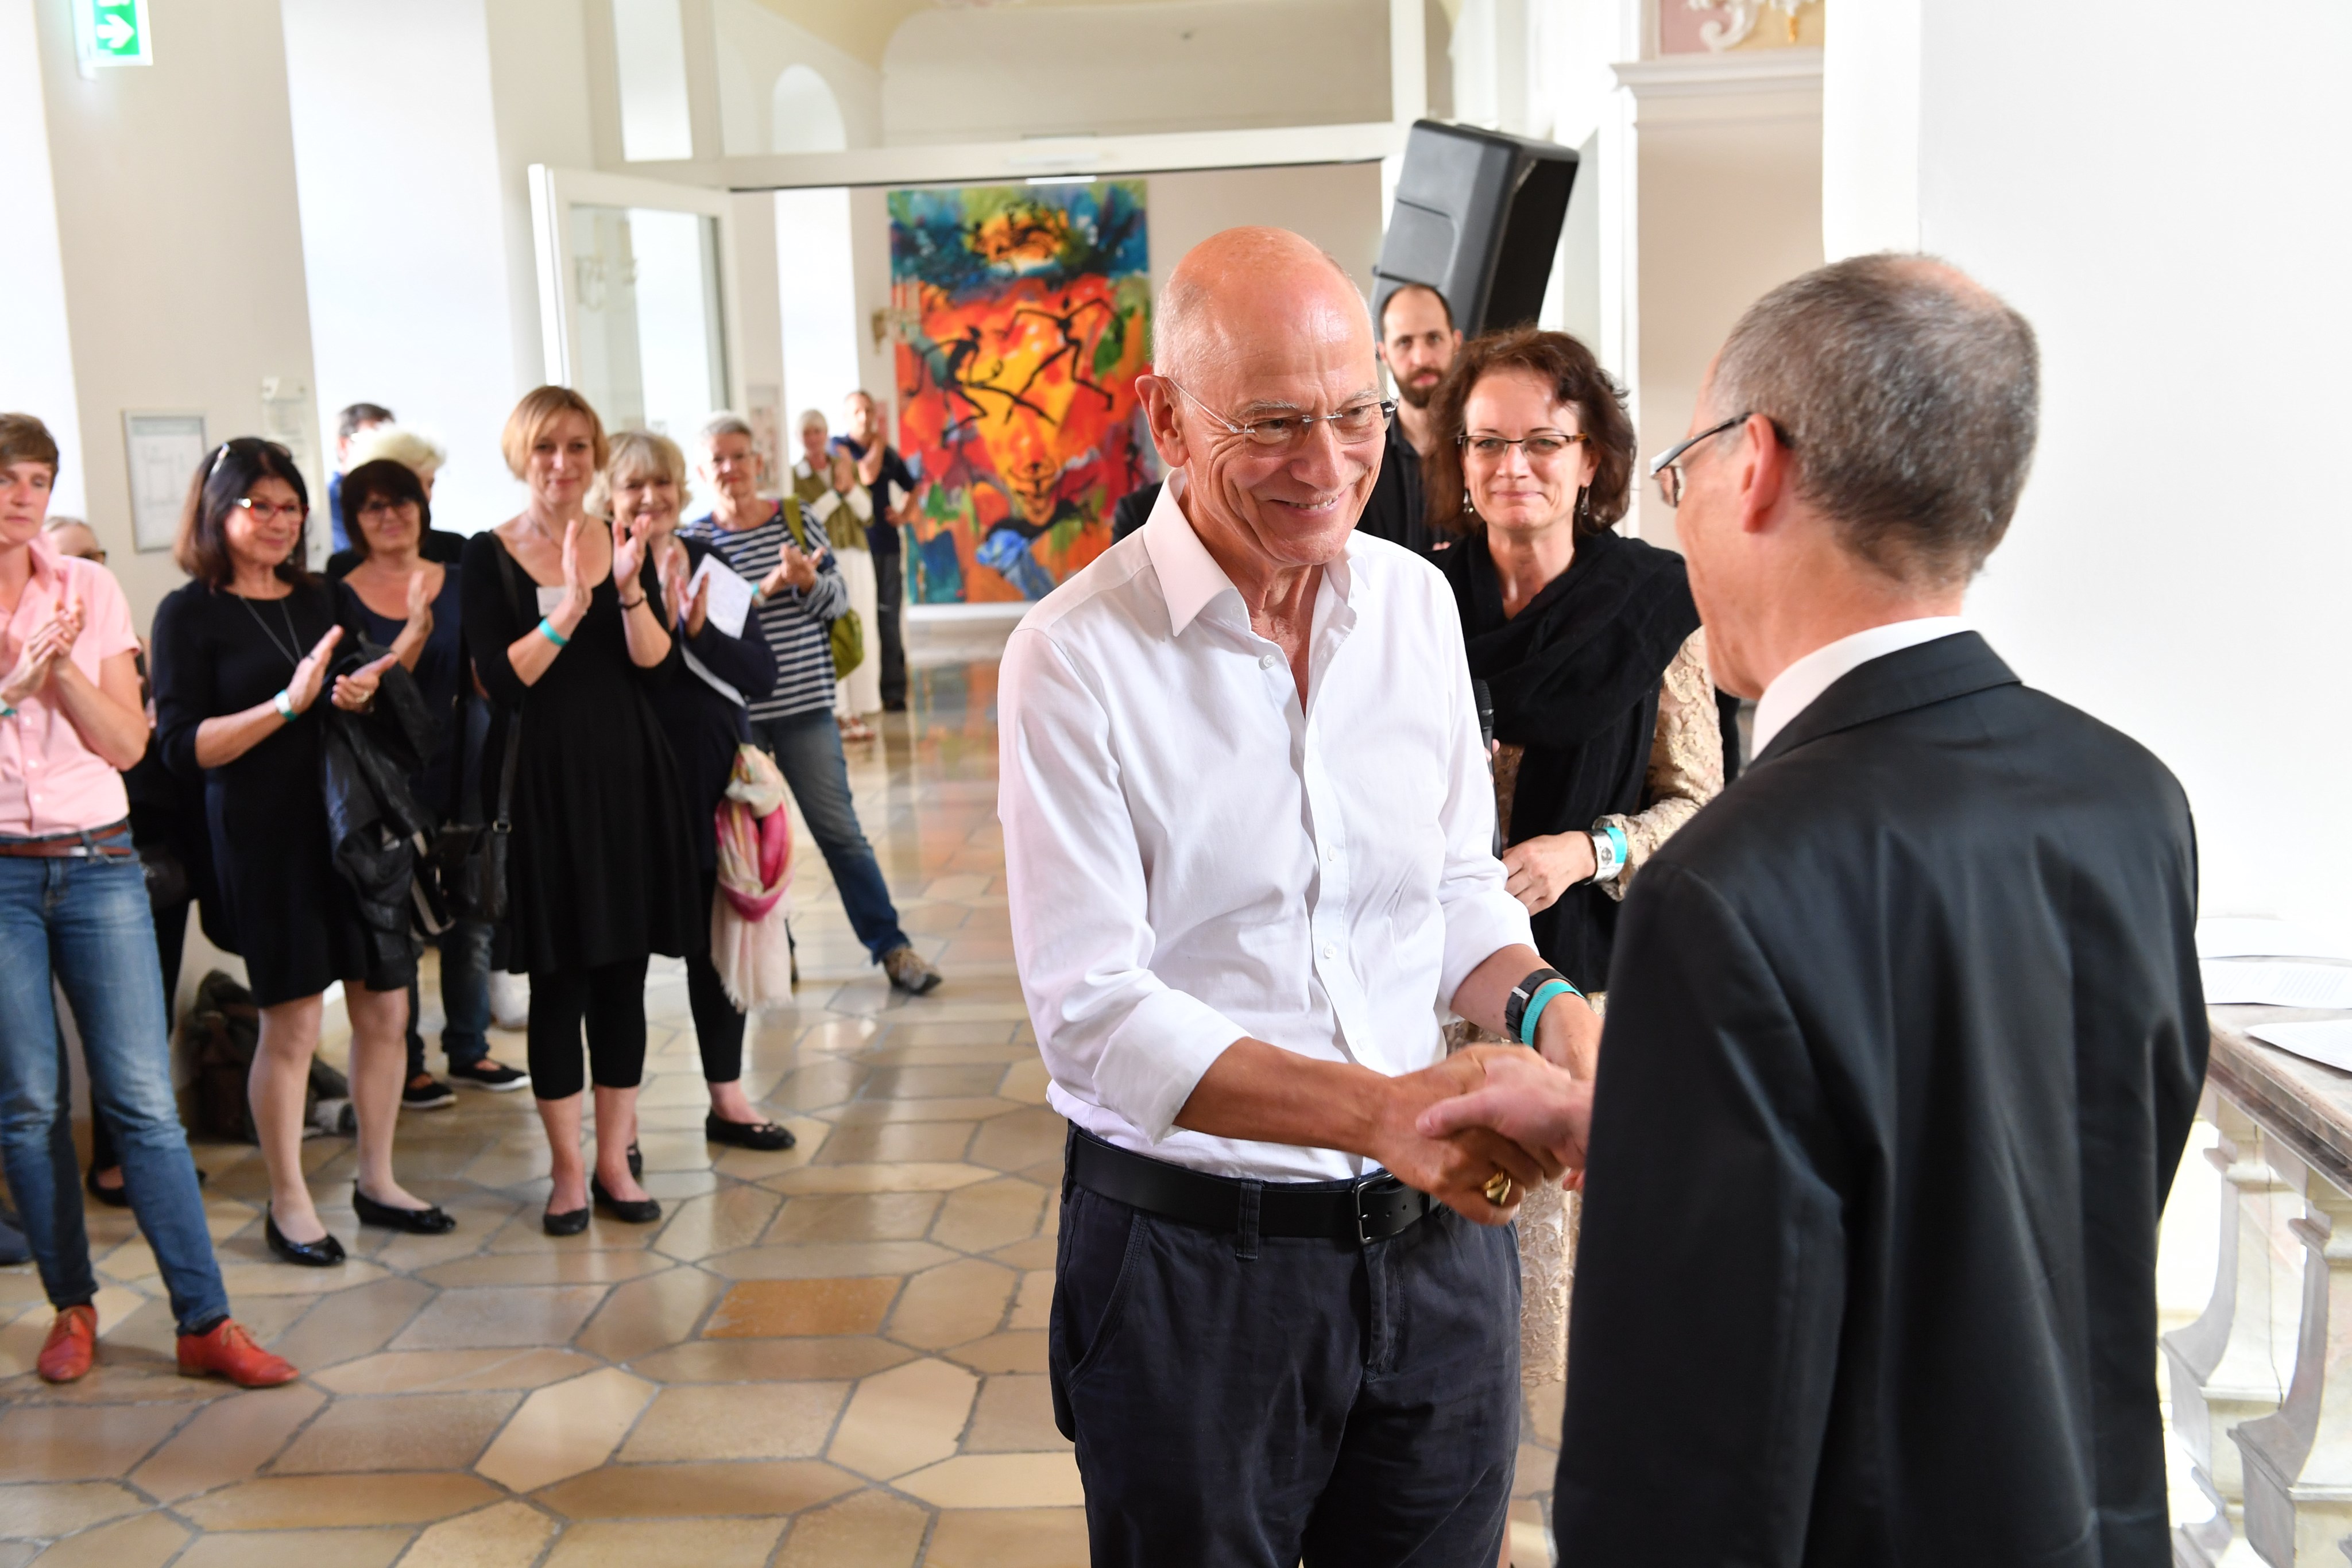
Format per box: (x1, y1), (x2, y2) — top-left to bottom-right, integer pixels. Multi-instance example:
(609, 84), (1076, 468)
(1050, 1151), (1521, 1567)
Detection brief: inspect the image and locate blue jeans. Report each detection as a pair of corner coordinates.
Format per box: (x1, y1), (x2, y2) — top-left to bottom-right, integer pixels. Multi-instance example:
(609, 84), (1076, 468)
(750, 709), (910, 961)
(406, 919), (492, 1077)
(0, 853), (229, 1336)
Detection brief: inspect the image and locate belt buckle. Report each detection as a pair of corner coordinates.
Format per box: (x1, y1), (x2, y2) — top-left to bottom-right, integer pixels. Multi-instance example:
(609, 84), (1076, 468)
(1352, 1173), (1404, 1246)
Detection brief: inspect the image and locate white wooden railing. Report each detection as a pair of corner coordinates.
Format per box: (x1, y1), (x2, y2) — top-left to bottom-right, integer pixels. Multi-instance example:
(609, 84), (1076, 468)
(2167, 1011), (2352, 1566)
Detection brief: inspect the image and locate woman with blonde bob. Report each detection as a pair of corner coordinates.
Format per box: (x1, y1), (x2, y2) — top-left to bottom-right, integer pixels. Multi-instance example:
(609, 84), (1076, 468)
(462, 388), (699, 1234)
(599, 432), (795, 1152)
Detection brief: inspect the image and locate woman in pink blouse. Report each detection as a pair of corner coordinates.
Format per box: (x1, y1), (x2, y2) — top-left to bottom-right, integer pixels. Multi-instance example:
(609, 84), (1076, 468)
(0, 414), (293, 1389)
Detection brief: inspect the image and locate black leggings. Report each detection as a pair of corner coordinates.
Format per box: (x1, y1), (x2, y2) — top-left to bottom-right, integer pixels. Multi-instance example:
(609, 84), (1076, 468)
(686, 869), (748, 1085)
(527, 957), (649, 1101)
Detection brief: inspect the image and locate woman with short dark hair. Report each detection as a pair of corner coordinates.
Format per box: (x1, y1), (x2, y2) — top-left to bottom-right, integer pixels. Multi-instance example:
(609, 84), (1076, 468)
(152, 438), (456, 1266)
(1426, 329), (1722, 1416)
(335, 459), (525, 1106)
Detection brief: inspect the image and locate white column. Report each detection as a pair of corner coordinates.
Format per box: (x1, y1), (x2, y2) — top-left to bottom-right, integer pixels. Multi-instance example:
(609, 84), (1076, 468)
(0, 0), (86, 518)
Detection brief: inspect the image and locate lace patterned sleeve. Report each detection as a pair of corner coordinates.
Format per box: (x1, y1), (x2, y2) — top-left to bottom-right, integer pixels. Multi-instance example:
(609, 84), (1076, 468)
(1596, 627), (1723, 901)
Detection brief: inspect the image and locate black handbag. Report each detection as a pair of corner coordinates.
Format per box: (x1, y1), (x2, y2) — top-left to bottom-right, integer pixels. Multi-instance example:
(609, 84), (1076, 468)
(425, 540), (529, 925)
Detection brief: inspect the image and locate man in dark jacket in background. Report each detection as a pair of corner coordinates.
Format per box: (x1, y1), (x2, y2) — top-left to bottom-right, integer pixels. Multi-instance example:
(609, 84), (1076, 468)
(1421, 253), (2207, 1566)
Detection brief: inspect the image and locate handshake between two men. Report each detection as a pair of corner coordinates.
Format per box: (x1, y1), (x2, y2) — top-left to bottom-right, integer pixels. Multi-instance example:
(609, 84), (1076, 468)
(1169, 958), (1604, 1226)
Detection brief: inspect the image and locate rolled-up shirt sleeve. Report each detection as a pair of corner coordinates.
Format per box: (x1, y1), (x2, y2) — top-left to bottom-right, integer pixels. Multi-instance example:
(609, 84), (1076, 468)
(999, 625), (1247, 1143)
(1433, 614), (1536, 1008)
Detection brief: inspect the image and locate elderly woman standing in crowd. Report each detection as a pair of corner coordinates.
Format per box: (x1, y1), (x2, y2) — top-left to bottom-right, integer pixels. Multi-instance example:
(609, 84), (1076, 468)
(334, 458), (526, 1107)
(464, 388), (699, 1234)
(153, 438), (454, 1266)
(601, 432), (796, 1151)
(0, 415), (292, 1385)
(1426, 328), (1720, 1422)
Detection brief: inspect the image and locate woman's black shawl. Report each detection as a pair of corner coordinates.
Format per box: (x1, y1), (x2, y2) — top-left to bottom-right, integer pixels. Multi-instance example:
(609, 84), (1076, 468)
(1444, 525), (1699, 990)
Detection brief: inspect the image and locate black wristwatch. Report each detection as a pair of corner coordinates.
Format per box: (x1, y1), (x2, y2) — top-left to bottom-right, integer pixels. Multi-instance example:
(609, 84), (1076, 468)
(1503, 966), (1574, 1046)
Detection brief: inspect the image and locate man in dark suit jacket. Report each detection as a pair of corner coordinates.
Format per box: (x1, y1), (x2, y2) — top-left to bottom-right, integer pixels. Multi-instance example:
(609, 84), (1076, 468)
(1421, 254), (2207, 1566)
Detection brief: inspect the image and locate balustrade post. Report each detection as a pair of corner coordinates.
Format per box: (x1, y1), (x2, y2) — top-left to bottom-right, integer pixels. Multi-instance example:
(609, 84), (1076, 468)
(2234, 1153), (2352, 1565)
(2169, 1094), (2305, 1566)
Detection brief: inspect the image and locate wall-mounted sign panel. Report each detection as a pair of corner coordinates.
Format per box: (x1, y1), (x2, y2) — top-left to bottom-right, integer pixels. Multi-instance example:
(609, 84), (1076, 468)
(122, 412), (205, 555)
(72, 0), (152, 76)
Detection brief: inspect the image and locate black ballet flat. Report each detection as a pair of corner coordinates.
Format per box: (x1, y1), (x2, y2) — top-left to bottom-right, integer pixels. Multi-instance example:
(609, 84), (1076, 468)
(265, 1209), (346, 1268)
(590, 1176), (662, 1225)
(626, 1141), (643, 1179)
(542, 1205), (590, 1237)
(353, 1187), (458, 1235)
(85, 1166), (132, 1209)
(705, 1114), (796, 1152)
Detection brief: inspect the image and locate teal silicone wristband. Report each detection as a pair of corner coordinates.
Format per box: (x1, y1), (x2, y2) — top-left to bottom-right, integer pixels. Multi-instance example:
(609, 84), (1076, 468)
(1604, 823), (1628, 865)
(1518, 977), (1579, 1046)
(537, 617), (570, 649)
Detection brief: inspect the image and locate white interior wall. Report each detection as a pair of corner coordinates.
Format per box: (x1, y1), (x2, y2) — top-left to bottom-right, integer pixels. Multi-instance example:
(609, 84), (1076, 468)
(776, 187), (862, 434)
(1825, 1), (2352, 924)
(713, 0), (880, 154)
(881, 0), (1391, 144)
(1620, 60), (1823, 543)
(485, 0), (601, 397)
(24, 0), (320, 626)
(0, 0), (86, 521)
(280, 0), (525, 537)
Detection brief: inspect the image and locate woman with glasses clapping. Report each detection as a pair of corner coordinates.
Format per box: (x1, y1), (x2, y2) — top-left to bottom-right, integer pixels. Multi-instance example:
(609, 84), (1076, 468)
(152, 439), (455, 1268)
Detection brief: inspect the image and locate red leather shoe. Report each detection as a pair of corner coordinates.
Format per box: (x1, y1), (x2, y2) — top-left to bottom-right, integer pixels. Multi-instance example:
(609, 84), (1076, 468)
(175, 1319), (298, 1388)
(36, 1304), (97, 1384)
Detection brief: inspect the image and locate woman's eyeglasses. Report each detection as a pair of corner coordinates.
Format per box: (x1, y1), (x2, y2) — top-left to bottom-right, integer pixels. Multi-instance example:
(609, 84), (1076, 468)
(1163, 378), (1395, 450)
(355, 498), (419, 520)
(231, 497), (308, 525)
(1459, 432), (1587, 463)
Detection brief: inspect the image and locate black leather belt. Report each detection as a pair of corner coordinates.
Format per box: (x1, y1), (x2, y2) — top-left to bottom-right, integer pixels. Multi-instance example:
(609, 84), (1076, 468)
(1069, 1128), (1433, 1246)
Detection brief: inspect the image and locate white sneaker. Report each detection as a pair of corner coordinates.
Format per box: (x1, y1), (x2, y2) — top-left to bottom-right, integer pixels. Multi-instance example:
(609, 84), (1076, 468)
(488, 971), (531, 1032)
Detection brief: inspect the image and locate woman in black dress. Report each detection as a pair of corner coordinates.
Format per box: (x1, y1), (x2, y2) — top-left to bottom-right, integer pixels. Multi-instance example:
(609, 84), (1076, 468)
(602, 431), (795, 1152)
(332, 458), (525, 1105)
(152, 439), (456, 1267)
(463, 389), (698, 1234)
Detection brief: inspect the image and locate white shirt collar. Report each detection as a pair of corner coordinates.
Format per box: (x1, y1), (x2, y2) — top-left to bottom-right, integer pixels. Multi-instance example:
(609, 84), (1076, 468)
(1140, 469), (1360, 638)
(1750, 616), (1971, 757)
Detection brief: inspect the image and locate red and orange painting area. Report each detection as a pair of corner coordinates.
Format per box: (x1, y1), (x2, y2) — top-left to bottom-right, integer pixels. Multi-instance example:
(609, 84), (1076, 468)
(889, 183), (1153, 605)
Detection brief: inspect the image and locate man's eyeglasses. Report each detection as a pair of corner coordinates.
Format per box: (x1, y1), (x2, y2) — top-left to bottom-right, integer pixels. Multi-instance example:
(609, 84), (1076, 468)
(1646, 413), (1790, 509)
(1460, 431), (1588, 463)
(1162, 378), (1395, 450)
(231, 497), (308, 525)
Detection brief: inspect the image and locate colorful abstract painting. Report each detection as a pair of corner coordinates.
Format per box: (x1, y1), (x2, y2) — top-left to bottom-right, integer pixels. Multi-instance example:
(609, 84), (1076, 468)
(888, 181), (1152, 603)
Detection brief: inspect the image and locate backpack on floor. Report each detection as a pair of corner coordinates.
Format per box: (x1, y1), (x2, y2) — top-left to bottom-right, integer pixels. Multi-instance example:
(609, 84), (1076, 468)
(184, 971), (350, 1144)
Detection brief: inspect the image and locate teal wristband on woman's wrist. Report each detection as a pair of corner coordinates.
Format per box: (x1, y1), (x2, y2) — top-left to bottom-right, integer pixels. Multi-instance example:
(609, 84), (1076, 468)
(537, 617), (570, 649)
(1518, 978), (1579, 1047)
(272, 689), (296, 722)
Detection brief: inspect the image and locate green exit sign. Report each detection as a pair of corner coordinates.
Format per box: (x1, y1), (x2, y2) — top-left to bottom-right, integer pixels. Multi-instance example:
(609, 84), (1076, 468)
(72, 0), (152, 73)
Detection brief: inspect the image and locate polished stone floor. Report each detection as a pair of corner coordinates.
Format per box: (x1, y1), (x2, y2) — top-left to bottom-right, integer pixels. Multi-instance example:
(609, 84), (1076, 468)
(0, 652), (1560, 1567)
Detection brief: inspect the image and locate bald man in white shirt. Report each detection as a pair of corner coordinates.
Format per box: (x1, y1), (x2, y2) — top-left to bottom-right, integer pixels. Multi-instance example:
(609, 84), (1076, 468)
(997, 227), (1599, 1566)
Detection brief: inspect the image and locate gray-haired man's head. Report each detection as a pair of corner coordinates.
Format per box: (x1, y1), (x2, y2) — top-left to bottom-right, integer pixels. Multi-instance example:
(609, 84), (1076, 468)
(1703, 253), (2040, 590)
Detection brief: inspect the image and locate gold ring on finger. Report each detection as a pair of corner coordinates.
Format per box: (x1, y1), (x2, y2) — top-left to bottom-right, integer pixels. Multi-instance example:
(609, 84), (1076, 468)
(1483, 1169), (1515, 1206)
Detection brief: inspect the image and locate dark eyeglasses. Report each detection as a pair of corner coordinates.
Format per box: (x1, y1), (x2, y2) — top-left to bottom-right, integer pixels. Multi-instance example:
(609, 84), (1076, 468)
(1647, 413), (1757, 508)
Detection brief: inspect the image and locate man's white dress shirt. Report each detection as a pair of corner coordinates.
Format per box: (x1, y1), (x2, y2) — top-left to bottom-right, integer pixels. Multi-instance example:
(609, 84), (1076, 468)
(1749, 617), (1970, 757)
(997, 478), (1533, 1181)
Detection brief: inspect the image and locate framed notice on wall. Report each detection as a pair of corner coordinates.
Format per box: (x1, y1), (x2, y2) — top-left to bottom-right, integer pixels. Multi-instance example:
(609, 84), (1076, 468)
(122, 412), (207, 554)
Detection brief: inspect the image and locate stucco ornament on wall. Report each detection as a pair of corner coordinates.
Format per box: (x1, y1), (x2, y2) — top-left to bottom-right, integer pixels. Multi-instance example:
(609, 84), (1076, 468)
(1688, 0), (1816, 51)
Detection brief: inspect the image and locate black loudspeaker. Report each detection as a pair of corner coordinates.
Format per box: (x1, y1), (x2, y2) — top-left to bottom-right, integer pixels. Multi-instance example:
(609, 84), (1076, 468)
(1373, 120), (1580, 338)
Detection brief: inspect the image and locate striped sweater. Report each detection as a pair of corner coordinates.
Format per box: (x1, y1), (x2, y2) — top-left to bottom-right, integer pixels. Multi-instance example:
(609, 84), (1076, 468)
(680, 501), (849, 721)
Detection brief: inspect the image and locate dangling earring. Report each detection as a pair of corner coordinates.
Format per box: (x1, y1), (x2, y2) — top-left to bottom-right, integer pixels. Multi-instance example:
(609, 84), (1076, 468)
(1575, 485), (1591, 525)
(1464, 487), (1477, 520)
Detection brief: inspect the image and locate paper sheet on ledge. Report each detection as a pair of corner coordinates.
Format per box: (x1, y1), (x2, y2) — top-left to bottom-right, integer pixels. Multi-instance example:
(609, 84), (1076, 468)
(2202, 961), (2352, 1010)
(2198, 917), (2352, 963)
(686, 555), (755, 638)
(2248, 1020), (2352, 1075)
